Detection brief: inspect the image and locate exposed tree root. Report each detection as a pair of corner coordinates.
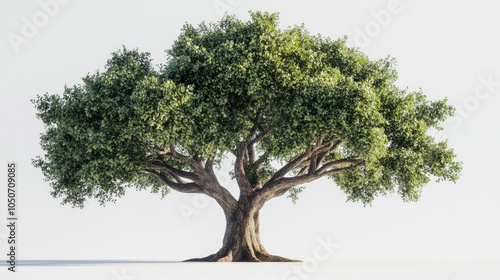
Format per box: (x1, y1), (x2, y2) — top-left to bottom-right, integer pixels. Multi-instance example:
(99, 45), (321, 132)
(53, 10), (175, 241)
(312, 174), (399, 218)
(184, 250), (301, 262)
(256, 252), (301, 262)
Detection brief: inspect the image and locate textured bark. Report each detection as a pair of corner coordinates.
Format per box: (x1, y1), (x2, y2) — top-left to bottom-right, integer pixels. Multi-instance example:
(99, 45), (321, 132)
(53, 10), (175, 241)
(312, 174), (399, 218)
(185, 198), (299, 262)
(147, 135), (357, 262)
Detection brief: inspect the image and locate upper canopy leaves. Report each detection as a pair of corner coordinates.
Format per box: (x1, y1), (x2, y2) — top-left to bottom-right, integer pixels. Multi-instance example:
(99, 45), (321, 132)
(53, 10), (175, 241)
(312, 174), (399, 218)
(34, 12), (461, 206)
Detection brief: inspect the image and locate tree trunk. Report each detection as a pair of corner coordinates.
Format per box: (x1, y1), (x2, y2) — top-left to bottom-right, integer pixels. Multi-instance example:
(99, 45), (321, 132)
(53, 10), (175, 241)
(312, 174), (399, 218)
(184, 198), (299, 262)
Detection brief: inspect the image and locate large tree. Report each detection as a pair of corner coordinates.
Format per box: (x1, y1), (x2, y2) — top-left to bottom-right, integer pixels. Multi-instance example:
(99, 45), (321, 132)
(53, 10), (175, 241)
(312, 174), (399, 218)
(33, 12), (461, 262)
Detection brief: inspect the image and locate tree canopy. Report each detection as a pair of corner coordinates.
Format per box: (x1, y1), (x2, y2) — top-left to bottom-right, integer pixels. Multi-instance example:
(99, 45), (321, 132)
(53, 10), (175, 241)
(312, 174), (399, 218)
(33, 11), (461, 208)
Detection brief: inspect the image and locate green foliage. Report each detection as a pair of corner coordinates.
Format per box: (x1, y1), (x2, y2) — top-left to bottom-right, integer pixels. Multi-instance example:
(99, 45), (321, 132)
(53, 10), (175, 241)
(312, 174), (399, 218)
(34, 12), (461, 206)
(33, 48), (185, 206)
(287, 186), (305, 204)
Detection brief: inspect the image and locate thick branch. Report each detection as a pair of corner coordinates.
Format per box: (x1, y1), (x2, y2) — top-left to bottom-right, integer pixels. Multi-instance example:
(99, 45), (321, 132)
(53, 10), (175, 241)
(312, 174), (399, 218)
(148, 152), (238, 219)
(248, 143), (256, 164)
(309, 152), (318, 175)
(235, 143), (253, 198)
(205, 159), (214, 174)
(149, 159), (198, 181)
(199, 159), (238, 218)
(145, 170), (203, 194)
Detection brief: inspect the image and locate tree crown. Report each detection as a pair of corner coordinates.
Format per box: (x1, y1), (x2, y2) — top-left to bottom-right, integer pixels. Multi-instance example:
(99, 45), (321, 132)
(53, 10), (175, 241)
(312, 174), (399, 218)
(34, 12), (461, 206)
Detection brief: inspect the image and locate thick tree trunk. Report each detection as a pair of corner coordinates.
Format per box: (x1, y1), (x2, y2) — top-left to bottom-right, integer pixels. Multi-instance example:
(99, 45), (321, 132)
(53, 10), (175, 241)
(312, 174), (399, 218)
(148, 132), (350, 262)
(184, 199), (299, 262)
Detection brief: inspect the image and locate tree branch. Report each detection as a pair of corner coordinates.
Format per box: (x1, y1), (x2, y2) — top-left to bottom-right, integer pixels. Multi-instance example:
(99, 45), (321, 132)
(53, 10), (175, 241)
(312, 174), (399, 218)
(235, 125), (277, 198)
(145, 170), (203, 194)
(205, 159), (214, 173)
(262, 138), (337, 188)
(255, 153), (364, 205)
(297, 165), (309, 176)
(278, 164), (359, 187)
(249, 126), (276, 146)
(149, 159), (198, 181)
(308, 138), (342, 174)
(235, 143), (253, 198)
(263, 149), (313, 189)
(148, 148), (238, 219)
(309, 151), (318, 175)
(198, 158), (238, 218)
(316, 157), (364, 175)
(248, 143), (256, 164)
(166, 145), (205, 172)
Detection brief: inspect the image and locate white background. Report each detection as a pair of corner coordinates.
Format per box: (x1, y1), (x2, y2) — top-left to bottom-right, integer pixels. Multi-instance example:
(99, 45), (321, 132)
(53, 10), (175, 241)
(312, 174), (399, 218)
(1, 0), (499, 279)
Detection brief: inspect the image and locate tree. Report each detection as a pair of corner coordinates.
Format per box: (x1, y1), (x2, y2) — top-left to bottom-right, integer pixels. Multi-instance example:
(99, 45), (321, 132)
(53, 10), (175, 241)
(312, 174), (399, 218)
(33, 12), (461, 262)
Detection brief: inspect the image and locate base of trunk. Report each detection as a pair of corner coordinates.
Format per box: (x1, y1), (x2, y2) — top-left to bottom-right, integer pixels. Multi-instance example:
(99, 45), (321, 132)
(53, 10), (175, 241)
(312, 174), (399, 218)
(183, 201), (303, 262)
(184, 251), (300, 262)
(183, 238), (301, 262)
